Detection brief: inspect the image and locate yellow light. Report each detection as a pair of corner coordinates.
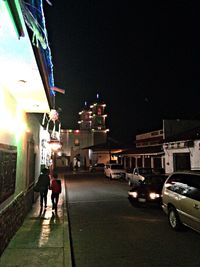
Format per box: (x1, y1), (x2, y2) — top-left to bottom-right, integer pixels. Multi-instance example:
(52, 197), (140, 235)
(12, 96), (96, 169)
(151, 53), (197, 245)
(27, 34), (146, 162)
(149, 193), (160, 200)
(128, 191), (138, 198)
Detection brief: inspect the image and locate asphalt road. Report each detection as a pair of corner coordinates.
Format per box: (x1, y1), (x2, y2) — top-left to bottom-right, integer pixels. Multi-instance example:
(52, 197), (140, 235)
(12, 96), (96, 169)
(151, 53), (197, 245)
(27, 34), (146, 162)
(65, 172), (200, 267)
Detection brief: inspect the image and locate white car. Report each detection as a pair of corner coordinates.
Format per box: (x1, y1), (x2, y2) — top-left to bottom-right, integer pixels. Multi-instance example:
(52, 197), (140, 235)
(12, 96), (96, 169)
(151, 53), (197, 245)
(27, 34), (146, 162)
(104, 164), (126, 179)
(127, 167), (154, 186)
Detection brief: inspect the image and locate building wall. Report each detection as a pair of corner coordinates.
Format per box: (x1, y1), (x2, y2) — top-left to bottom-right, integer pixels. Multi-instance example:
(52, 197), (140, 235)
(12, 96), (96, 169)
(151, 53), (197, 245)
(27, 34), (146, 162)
(164, 140), (200, 173)
(93, 131), (107, 144)
(89, 150), (119, 165)
(89, 151), (110, 165)
(60, 129), (93, 168)
(61, 130), (93, 156)
(0, 88), (41, 255)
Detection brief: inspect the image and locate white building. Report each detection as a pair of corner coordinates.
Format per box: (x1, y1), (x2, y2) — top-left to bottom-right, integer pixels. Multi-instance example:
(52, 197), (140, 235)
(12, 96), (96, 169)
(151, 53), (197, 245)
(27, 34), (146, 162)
(163, 125), (200, 173)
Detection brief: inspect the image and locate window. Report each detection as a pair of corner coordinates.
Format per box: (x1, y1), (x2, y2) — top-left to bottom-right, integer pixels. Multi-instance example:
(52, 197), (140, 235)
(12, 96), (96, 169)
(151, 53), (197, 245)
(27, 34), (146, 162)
(0, 144), (17, 204)
(167, 173), (200, 199)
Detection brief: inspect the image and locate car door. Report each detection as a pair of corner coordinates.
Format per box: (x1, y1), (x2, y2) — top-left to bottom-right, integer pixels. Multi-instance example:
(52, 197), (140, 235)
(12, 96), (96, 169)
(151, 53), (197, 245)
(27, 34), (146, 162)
(132, 168), (141, 184)
(178, 175), (200, 232)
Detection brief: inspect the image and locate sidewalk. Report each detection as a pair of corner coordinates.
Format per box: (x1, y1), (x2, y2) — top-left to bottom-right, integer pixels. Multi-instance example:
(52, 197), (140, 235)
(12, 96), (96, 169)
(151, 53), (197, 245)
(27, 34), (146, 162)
(0, 176), (72, 267)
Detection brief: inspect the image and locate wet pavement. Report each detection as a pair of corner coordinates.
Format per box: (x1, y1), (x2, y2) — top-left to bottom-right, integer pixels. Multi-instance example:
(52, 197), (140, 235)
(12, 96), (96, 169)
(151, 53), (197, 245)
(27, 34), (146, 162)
(0, 177), (72, 267)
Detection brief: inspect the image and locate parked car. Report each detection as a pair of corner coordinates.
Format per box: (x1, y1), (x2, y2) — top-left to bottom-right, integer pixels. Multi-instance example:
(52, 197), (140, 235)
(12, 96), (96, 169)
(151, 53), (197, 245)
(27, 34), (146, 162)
(127, 167), (154, 186)
(125, 168), (134, 181)
(128, 174), (168, 205)
(162, 171), (200, 233)
(89, 163), (105, 172)
(104, 163), (126, 179)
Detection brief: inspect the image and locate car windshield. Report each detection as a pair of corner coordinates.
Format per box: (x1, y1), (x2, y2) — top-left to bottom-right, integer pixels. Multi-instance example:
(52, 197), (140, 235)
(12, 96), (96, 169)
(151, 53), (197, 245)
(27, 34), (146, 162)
(143, 175), (167, 185)
(111, 164), (123, 170)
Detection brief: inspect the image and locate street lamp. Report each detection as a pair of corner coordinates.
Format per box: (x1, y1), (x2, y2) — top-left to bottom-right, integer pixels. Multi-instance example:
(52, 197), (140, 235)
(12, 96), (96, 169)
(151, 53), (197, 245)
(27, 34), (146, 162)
(48, 139), (62, 151)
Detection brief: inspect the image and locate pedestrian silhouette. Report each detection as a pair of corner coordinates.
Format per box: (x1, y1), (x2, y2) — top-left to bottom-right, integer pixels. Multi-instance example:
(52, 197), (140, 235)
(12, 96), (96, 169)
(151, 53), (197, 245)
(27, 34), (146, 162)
(50, 172), (61, 215)
(35, 168), (50, 212)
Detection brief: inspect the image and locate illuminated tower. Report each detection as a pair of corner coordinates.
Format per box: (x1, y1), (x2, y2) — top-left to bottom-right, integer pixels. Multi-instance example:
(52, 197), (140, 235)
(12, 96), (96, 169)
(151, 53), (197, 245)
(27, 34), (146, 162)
(90, 93), (107, 130)
(90, 93), (109, 144)
(78, 101), (92, 130)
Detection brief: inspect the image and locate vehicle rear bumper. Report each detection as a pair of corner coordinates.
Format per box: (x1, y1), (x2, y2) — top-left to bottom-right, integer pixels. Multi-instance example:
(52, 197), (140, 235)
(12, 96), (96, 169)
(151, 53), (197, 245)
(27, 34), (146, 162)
(162, 203), (168, 214)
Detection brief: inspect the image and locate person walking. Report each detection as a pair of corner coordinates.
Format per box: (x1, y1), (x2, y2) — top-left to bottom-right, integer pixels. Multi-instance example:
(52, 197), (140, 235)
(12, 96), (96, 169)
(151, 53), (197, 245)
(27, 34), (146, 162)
(50, 172), (62, 215)
(35, 168), (50, 210)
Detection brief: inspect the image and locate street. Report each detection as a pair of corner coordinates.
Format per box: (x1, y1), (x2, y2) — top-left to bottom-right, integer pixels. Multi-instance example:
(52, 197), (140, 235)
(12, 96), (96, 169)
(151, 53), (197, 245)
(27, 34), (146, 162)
(64, 172), (200, 267)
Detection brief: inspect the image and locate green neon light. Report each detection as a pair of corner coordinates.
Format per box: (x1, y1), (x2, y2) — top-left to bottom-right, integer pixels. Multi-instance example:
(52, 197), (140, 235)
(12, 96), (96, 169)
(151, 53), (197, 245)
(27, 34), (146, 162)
(4, 0), (25, 39)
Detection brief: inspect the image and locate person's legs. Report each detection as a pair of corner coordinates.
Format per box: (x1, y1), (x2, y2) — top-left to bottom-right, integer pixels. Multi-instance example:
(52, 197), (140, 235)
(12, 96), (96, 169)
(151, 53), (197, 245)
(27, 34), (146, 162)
(54, 193), (59, 214)
(40, 191), (44, 208)
(43, 189), (48, 208)
(51, 193), (55, 210)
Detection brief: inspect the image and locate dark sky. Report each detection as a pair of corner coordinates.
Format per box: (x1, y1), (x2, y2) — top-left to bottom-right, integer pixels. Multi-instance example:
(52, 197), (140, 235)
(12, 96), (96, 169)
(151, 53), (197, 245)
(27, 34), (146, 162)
(44, 1), (200, 143)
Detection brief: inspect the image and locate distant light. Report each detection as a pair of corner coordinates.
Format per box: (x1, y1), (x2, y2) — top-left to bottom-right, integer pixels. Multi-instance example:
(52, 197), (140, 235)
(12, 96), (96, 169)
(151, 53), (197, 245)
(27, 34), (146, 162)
(48, 140), (62, 151)
(74, 130), (80, 134)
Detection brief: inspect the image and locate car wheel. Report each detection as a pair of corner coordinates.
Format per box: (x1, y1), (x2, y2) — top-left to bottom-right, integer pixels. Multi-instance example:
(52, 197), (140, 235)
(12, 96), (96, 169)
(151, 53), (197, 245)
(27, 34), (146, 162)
(168, 207), (181, 231)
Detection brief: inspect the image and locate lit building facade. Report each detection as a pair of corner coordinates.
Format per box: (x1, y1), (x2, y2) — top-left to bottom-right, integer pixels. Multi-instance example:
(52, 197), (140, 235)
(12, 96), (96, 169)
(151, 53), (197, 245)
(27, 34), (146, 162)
(58, 97), (109, 169)
(0, 0), (55, 255)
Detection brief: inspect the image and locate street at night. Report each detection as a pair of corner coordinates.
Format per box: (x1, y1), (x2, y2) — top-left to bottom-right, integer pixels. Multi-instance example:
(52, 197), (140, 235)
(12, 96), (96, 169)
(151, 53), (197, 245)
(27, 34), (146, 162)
(65, 172), (200, 267)
(1, 2), (200, 266)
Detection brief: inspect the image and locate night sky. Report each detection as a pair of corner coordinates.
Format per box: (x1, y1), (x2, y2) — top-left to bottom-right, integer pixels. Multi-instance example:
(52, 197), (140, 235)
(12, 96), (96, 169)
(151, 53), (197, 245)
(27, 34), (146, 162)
(44, 1), (200, 143)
